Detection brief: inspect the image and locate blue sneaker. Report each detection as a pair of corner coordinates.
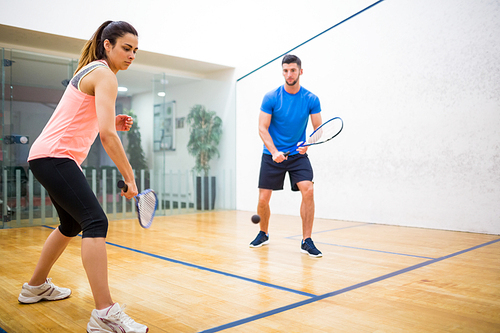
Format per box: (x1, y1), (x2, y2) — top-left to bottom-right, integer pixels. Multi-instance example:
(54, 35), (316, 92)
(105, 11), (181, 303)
(249, 231), (269, 248)
(301, 238), (322, 257)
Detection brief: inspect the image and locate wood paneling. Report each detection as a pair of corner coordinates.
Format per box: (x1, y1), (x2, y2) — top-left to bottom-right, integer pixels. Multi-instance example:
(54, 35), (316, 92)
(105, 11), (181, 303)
(1, 211), (499, 332)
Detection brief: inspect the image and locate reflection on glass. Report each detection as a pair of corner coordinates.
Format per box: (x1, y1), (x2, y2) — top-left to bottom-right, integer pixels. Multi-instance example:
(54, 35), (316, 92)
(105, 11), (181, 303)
(0, 48), (236, 229)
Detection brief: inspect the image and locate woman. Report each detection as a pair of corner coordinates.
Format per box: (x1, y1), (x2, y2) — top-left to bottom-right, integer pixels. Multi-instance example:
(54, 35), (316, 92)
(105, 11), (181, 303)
(18, 21), (148, 333)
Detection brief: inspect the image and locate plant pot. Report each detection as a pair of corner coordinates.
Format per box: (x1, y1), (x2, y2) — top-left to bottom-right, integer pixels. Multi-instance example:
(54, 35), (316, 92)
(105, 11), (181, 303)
(196, 176), (216, 210)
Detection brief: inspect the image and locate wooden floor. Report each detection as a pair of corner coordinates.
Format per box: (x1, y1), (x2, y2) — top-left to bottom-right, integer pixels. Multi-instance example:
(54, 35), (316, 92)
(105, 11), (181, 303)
(1, 211), (499, 332)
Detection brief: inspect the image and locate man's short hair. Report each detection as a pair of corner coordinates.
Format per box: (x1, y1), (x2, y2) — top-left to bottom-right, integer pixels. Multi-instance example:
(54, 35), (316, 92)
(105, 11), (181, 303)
(282, 54), (301, 68)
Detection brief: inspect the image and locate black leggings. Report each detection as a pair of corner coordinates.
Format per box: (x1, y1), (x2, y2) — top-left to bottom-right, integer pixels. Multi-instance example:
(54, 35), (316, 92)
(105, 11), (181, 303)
(29, 158), (108, 238)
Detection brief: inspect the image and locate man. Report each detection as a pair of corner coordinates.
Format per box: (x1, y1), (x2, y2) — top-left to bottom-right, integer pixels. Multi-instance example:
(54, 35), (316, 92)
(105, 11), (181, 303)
(250, 54), (323, 257)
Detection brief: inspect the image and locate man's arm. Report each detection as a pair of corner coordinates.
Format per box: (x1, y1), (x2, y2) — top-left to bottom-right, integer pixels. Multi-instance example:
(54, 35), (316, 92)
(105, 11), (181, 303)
(259, 111), (287, 163)
(297, 112), (323, 155)
(310, 112), (323, 131)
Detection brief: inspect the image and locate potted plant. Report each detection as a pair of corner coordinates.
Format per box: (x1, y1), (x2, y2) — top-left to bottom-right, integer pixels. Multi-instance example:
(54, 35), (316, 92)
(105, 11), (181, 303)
(125, 109), (148, 172)
(186, 104), (222, 210)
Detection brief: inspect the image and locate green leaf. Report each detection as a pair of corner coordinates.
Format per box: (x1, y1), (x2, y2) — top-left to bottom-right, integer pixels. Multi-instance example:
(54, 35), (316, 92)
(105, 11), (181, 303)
(186, 104), (223, 176)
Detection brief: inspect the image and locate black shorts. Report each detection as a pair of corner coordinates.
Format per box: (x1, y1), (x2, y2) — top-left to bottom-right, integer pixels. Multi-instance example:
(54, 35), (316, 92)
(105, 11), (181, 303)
(258, 153), (313, 192)
(29, 158), (108, 238)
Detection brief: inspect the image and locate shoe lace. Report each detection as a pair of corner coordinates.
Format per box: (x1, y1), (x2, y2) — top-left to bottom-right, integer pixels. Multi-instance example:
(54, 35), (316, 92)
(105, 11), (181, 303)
(305, 238), (316, 249)
(114, 304), (138, 325)
(44, 278), (65, 293)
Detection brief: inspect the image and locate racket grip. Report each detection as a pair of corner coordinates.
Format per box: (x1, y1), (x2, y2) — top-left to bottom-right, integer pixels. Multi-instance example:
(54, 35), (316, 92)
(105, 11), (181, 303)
(117, 180), (128, 192)
(283, 151), (291, 157)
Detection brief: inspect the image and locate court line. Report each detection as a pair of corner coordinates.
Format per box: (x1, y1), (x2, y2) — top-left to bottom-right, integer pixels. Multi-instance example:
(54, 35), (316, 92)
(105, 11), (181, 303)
(285, 222), (372, 239)
(287, 223), (436, 260)
(237, 0), (386, 81)
(39, 224), (499, 332)
(107, 241), (317, 298)
(198, 237), (500, 333)
(315, 241), (436, 260)
(40, 225), (316, 298)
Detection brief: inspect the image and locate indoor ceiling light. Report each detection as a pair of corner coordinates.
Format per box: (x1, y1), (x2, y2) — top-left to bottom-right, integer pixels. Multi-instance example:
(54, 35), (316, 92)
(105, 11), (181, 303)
(118, 87), (128, 92)
(158, 92), (166, 97)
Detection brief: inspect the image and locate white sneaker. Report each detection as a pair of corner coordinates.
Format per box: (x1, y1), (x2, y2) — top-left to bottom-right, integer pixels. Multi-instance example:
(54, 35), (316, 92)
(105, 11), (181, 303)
(87, 303), (148, 333)
(18, 278), (71, 303)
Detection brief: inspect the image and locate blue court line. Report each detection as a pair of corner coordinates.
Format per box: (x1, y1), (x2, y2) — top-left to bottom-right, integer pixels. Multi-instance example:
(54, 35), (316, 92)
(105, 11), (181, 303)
(41, 225), (316, 298)
(106, 241), (317, 298)
(237, 0), (386, 81)
(198, 237), (500, 333)
(285, 222), (372, 239)
(313, 241), (436, 260)
(286, 223), (435, 259)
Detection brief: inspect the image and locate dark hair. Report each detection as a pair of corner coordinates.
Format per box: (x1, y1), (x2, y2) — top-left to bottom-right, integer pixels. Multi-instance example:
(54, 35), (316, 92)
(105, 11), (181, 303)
(75, 21), (138, 73)
(282, 54), (301, 68)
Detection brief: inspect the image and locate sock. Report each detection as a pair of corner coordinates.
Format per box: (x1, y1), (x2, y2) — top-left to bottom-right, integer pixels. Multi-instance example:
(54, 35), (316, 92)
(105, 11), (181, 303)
(96, 304), (114, 317)
(27, 280), (46, 288)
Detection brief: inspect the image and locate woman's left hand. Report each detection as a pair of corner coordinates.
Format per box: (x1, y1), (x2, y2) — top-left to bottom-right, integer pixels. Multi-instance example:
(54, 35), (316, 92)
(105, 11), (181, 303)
(116, 115), (133, 131)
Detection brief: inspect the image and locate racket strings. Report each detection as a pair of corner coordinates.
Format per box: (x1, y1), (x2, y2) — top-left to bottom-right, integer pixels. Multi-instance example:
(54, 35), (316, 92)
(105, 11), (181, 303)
(308, 119), (342, 144)
(307, 128), (324, 144)
(136, 190), (157, 227)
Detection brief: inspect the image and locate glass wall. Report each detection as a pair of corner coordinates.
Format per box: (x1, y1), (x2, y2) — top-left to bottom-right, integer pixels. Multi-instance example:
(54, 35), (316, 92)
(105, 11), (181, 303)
(0, 47), (236, 229)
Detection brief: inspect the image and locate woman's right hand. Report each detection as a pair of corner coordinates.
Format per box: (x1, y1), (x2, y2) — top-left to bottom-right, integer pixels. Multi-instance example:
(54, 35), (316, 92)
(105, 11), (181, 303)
(121, 180), (138, 199)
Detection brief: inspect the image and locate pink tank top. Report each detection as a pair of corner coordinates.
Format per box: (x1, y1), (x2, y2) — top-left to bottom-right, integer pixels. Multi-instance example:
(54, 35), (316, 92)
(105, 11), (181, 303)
(28, 60), (109, 166)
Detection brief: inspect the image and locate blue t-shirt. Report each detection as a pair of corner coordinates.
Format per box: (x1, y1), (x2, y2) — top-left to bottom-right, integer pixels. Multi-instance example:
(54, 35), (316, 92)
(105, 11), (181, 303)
(260, 85), (321, 155)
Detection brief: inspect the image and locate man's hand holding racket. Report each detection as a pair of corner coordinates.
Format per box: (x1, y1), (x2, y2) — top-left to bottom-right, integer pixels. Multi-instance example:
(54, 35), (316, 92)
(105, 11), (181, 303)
(296, 142), (309, 155)
(294, 127), (323, 154)
(272, 151), (288, 163)
(272, 138), (313, 162)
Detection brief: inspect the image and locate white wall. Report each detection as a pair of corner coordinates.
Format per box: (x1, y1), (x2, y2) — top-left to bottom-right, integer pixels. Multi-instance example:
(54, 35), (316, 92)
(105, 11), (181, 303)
(0, 0), (378, 71)
(2, 0), (498, 233)
(236, 0), (500, 234)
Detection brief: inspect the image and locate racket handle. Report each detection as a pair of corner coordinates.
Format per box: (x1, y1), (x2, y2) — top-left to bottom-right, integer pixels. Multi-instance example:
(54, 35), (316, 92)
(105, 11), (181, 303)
(117, 180), (128, 192)
(283, 151), (291, 157)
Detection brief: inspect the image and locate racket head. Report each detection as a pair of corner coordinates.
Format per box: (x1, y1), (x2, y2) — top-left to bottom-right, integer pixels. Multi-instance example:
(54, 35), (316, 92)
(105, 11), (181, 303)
(283, 117), (344, 156)
(304, 117), (343, 147)
(135, 189), (158, 228)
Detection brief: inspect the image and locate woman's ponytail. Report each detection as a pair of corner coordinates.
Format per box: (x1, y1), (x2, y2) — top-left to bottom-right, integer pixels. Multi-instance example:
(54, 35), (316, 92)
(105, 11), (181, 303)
(75, 20), (137, 74)
(75, 21), (112, 74)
